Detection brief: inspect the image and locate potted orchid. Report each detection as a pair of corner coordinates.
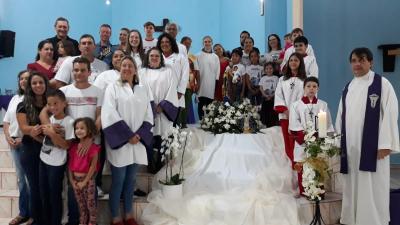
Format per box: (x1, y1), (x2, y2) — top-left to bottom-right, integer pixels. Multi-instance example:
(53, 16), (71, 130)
(159, 127), (192, 198)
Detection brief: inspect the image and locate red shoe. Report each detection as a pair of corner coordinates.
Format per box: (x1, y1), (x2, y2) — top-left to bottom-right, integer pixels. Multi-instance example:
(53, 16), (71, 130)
(124, 218), (139, 225)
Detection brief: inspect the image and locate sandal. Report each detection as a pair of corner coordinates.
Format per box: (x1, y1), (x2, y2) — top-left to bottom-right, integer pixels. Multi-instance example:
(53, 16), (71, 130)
(9, 216), (29, 225)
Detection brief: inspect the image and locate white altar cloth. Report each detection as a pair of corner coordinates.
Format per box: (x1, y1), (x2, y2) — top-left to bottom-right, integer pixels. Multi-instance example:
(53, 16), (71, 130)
(142, 127), (300, 225)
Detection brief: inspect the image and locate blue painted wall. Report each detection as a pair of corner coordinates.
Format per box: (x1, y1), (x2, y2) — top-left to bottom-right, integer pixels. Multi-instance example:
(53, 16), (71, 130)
(0, 0), (110, 90)
(265, 0), (288, 44)
(304, 0), (400, 163)
(0, 0), (275, 91)
(219, 0), (266, 53)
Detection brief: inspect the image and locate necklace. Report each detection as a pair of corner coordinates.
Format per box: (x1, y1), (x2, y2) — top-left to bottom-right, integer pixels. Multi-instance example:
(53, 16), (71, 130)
(290, 77), (296, 90)
(306, 103), (315, 120)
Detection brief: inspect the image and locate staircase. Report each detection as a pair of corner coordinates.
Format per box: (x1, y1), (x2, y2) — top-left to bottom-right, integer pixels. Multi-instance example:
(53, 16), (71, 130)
(0, 131), (343, 225)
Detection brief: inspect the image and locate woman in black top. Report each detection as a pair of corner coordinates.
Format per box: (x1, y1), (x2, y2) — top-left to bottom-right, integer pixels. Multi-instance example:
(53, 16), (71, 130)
(16, 71), (49, 225)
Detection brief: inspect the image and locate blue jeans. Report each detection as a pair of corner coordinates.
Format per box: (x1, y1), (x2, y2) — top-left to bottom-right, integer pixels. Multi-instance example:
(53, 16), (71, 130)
(109, 163), (139, 218)
(10, 145), (30, 218)
(39, 161), (65, 225)
(19, 140), (42, 224)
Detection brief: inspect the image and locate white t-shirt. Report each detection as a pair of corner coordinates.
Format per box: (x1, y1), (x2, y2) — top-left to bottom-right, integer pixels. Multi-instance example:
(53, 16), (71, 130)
(3, 95), (24, 138)
(40, 115), (75, 166)
(93, 69), (120, 91)
(143, 38), (158, 54)
(245, 64), (263, 86)
(241, 51), (251, 66)
(196, 51), (220, 99)
(54, 56), (109, 85)
(60, 84), (104, 120)
(259, 75), (279, 97)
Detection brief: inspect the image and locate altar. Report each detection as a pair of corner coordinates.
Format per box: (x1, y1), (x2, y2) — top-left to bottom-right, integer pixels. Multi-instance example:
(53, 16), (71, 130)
(141, 127), (301, 225)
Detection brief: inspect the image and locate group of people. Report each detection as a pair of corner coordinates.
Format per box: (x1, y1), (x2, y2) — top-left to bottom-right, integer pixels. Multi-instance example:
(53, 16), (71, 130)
(2, 15), (399, 225)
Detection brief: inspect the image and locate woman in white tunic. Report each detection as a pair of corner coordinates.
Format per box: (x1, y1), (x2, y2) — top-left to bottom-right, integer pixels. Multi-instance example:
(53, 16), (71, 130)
(101, 56), (153, 225)
(139, 47), (179, 172)
(157, 32), (189, 109)
(93, 49), (124, 91)
(196, 36), (220, 119)
(126, 29), (145, 69)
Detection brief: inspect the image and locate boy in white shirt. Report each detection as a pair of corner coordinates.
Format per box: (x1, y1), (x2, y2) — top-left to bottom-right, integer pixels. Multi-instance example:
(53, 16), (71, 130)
(142, 21), (158, 54)
(294, 36), (319, 78)
(289, 76), (333, 195)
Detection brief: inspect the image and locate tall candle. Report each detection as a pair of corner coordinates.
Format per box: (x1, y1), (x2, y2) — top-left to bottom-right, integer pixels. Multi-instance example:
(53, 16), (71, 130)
(318, 110), (327, 138)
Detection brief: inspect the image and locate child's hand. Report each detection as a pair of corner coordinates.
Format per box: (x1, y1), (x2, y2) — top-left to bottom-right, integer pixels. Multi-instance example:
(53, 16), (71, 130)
(294, 162), (303, 172)
(77, 139), (93, 157)
(42, 124), (55, 136)
(76, 181), (87, 190)
(53, 124), (65, 136)
(284, 110), (289, 118)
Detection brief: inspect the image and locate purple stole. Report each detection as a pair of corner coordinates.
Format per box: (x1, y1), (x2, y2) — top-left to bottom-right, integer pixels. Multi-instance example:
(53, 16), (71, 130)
(340, 73), (382, 174)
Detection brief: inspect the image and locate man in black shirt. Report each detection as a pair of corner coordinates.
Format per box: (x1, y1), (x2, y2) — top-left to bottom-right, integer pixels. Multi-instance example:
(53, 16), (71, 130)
(48, 17), (80, 60)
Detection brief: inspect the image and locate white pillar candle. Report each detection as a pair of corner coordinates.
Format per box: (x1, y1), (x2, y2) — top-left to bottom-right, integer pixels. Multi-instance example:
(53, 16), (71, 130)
(318, 110), (327, 138)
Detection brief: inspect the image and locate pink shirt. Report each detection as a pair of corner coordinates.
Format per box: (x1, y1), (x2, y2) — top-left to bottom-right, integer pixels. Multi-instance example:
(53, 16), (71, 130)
(68, 143), (100, 173)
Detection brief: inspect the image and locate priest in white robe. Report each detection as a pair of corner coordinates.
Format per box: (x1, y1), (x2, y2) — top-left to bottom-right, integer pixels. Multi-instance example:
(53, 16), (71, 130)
(336, 47), (399, 225)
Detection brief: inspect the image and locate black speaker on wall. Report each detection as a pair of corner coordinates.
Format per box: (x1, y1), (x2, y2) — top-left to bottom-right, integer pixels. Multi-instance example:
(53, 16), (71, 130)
(0, 30), (16, 58)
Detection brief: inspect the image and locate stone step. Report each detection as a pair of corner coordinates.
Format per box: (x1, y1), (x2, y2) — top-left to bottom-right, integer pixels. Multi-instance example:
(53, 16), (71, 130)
(0, 168), (17, 191)
(0, 189), (147, 225)
(0, 149), (14, 169)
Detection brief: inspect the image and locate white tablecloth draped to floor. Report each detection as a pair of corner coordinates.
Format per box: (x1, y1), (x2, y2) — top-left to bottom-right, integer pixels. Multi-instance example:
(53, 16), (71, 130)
(141, 126), (300, 225)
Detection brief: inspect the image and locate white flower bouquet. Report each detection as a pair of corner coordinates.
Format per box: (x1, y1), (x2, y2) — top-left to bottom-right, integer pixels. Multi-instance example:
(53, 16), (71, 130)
(200, 99), (264, 134)
(301, 121), (341, 201)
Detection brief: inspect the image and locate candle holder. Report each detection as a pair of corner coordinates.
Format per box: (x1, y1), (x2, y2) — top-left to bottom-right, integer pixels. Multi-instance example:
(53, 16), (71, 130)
(309, 200), (326, 225)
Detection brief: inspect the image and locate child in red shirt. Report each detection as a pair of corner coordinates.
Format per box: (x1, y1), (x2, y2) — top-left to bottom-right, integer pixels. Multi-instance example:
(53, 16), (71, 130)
(68, 117), (100, 225)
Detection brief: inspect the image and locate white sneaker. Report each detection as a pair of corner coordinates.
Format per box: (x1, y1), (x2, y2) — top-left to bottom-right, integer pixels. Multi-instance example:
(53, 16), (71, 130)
(97, 186), (105, 197)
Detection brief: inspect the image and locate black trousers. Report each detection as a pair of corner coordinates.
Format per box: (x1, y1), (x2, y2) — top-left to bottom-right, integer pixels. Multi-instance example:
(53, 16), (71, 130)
(197, 97), (213, 120)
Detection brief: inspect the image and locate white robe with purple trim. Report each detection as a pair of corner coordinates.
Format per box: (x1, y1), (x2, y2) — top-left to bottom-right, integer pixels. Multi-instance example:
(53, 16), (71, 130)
(335, 71), (400, 225)
(101, 81), (154, 167)
(139, 67), (179, 136)
(164, 53), (190, 108)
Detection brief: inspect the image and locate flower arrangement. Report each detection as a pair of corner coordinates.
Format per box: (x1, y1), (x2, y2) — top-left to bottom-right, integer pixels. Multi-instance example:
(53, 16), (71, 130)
(301, 121), (341, 201)
(200, 99), (264, 134)
(159, 127), (192, 185)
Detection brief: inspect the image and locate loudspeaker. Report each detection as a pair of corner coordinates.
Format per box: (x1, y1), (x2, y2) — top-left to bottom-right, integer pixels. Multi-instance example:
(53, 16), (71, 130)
(0, 30), (16, 58)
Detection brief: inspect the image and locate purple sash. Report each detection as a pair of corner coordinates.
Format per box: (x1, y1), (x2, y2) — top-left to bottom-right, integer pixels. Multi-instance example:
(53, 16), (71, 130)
(340, 73), (382, 174)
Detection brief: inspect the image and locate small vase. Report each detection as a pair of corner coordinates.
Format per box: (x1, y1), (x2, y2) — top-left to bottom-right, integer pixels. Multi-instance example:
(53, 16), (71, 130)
(161, 183), (183, 199)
